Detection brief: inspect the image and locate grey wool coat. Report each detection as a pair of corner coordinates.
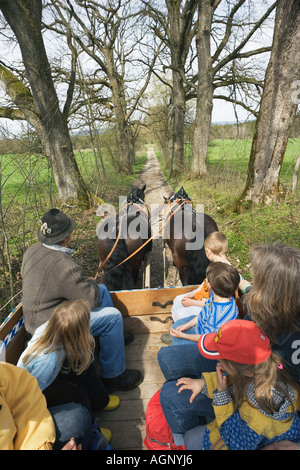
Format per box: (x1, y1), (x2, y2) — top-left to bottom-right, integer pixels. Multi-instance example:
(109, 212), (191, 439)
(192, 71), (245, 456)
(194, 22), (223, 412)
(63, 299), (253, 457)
(21, 242), (100, 336)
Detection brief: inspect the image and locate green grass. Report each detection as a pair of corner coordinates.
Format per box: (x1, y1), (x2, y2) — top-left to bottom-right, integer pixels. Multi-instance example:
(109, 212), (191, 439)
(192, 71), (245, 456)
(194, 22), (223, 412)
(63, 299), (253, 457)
(0, 153), (54, 207)
(207, 138), (300, 182)
(0, 149), (147, 208)
(0, 148), (147, 316)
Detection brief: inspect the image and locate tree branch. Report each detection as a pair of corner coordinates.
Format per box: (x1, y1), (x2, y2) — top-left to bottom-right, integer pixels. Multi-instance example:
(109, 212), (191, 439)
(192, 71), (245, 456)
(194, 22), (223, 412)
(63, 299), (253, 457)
(213, 1), (278, 75)
(212, 0), (247, 65)
(213, 93), (259, 116)
(0, 106), (25, 120)
(0, 64), (37, 124)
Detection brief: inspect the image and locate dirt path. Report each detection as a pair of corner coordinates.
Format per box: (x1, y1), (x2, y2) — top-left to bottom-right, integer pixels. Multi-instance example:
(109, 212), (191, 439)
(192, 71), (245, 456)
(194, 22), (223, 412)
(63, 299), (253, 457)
(135, 147), (182, 288)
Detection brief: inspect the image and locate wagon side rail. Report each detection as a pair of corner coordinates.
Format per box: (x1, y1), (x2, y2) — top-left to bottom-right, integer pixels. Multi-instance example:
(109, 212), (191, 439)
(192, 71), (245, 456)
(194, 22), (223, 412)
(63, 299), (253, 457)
(0, 304), (26, 365)
(0, 285), (198, 365)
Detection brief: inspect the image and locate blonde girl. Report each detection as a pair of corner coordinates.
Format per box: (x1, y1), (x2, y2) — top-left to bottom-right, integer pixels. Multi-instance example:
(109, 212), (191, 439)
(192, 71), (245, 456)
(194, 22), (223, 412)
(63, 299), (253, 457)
(169, 232), (249, 324)
(22, 299), (94, 375)
(18, 300), (119, 417)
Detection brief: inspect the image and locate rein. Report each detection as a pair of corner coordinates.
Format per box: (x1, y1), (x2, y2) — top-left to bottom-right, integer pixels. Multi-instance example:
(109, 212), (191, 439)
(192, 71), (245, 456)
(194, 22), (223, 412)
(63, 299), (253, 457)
(94, 201), (148, 279)
(94, 198), (192, 280)
(165, 198), (193, 216)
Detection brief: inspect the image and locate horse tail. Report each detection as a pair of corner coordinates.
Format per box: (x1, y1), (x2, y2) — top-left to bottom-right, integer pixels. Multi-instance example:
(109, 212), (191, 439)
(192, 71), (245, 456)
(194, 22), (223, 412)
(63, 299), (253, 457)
(102, 238), (135, 291)
(184, 246), (210, 285)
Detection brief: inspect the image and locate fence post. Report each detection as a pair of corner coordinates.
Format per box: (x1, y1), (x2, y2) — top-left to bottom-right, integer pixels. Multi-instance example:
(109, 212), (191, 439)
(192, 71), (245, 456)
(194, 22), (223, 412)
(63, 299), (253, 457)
(292, 156), (300, 193)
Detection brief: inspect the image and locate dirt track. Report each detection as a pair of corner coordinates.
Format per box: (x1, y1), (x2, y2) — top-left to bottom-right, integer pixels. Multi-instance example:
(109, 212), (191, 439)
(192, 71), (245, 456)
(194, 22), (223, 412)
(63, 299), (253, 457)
(135, 147), (182, 289)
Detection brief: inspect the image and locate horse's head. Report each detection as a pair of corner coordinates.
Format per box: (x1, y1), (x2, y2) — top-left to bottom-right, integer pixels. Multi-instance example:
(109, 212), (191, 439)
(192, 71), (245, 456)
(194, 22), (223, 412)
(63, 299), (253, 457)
(172, 186), (191, 202)
(164, 186), (192, 204)
(127, 184), (146, 204)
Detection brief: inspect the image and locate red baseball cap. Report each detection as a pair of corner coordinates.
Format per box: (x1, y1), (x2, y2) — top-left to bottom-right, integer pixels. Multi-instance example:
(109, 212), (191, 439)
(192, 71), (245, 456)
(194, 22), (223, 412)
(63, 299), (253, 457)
(198, 320), (271, 364)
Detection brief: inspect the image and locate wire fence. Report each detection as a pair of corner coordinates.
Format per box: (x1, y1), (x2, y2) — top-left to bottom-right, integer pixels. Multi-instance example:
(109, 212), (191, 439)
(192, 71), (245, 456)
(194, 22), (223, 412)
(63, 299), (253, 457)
(0, 125), (143, 321)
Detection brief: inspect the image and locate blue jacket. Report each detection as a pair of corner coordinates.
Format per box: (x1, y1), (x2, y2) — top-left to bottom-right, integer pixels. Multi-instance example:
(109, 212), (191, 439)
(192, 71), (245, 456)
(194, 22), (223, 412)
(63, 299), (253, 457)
(17, 323), (65, 391)
(197, 293), (239, 335)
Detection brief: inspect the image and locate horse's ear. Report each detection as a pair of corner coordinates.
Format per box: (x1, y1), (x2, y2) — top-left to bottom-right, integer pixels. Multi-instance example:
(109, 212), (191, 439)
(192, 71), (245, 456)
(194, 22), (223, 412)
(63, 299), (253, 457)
(142, 184), (146, 192)
(163, 196), (169, 202)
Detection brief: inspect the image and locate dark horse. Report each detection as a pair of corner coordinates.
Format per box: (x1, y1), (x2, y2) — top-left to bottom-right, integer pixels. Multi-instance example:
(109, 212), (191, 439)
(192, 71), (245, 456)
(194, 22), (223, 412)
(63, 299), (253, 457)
(163, 186), (218, 285)
(96, 184), (152, 290)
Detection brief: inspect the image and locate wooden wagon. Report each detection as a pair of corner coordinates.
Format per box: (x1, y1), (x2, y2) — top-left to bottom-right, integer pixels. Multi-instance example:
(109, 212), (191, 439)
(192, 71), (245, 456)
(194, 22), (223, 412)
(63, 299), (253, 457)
(0, 284), (197, 451)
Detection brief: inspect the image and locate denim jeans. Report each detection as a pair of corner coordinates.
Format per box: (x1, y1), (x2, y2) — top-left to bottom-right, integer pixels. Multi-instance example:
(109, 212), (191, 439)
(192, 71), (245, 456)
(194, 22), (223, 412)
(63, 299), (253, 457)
(157, 343), (217, 446)
(158, 343), (217, 380)
(97, 284), (114, 308)
(49, 402), (93, 450)
(90, 284), (125, 379)
(171, 315), (198, 345)
(184, 424), (206, 450)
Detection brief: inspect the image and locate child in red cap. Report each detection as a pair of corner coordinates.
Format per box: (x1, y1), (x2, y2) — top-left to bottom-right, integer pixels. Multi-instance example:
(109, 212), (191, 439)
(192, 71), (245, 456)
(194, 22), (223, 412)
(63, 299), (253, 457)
(177, 320), (300, 450)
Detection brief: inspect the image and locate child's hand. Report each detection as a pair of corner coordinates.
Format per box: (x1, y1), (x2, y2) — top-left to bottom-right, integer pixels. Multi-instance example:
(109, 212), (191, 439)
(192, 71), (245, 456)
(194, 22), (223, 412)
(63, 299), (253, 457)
(176, 377), (205, 403)
(182, 292), (194, 300)
(181, 297), (196, 307)
(170, 327), (186, 339)
(216, 362), (228, 392)
(181, 297), (206, 308)
(174, 323), (188, 332)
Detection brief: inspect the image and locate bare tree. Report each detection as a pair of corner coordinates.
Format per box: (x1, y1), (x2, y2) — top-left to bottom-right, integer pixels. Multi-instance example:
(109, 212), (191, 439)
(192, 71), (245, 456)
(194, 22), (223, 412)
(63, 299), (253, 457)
(239, 0), (300, 205)
(145, 0), (198, 176)
(190, 0), (277, 177)
(145, 0), (276, 177)
(0, 0), (90, 206)
(143, 78), (173, 166)
(49, 0), (158, 174)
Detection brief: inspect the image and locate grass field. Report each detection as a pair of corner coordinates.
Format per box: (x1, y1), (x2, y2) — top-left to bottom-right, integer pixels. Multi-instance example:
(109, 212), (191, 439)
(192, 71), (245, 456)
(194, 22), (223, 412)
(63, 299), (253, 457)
(1, 138), (299, 314)
(0, 149), (147, 208)
(0, 148), (147, 315)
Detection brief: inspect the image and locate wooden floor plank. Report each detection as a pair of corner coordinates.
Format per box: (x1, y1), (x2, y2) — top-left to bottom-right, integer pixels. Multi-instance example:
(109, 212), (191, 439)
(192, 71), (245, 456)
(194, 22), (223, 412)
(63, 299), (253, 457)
(100, 419), (146, 450)
(96, 320), (169, 450)
(124, 333), (170, 363)
(123, 313), (173, 335)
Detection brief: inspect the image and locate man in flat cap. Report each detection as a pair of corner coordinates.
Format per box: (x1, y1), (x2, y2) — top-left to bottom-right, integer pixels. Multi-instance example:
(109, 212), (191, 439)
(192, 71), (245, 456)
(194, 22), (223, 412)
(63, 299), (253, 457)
(21, 208), (142, 392)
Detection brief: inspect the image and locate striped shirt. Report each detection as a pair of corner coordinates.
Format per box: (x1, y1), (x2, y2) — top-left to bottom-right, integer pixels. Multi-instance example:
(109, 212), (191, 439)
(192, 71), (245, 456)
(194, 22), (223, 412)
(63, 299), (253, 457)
(197, 293), (239, 335)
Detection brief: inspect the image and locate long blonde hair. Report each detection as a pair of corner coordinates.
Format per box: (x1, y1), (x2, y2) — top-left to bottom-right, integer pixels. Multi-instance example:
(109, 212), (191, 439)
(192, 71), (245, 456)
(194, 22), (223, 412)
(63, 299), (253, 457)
(23, 300), (95, 375)
(222, 352), (300, 418)
(245, 243), (300, 343)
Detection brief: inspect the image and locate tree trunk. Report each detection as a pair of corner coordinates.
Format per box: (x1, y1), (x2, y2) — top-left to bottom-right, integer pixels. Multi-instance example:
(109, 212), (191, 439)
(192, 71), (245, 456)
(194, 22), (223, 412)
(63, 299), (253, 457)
(240, 0), (300, 205)
(170, 70), (186, 175)
(190, 0), (214, 177)
(105, 48), (132, 174)
(166, 0), (197, 176)
(0, 0), (90, 207)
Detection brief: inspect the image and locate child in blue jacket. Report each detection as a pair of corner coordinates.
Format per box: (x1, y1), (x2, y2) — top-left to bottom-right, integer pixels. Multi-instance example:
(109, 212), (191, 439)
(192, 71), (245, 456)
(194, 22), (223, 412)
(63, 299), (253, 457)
(170, 262), (240, 345)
